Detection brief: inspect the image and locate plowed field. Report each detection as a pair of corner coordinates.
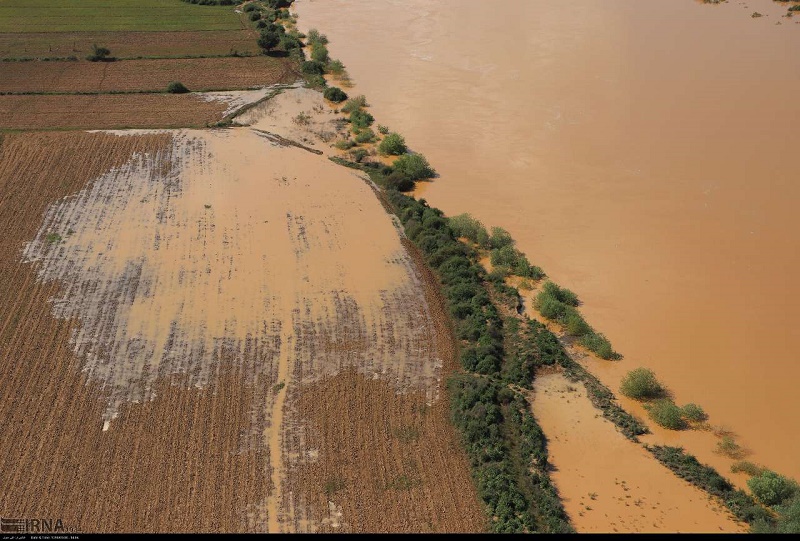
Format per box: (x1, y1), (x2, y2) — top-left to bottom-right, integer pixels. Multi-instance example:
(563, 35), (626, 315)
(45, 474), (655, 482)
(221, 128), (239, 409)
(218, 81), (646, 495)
(0, 56), (299, 94)
(0, 93), (228, 129)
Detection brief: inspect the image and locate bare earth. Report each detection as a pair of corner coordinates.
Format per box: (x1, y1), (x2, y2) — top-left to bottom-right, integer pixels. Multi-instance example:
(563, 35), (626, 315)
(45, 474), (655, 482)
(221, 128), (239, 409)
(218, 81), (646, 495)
(0, 56), (299, 94)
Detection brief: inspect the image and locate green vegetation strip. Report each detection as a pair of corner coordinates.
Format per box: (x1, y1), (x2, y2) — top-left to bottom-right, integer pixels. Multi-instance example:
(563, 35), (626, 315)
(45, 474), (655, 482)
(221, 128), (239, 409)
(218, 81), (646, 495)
(0, 0), (243, 33)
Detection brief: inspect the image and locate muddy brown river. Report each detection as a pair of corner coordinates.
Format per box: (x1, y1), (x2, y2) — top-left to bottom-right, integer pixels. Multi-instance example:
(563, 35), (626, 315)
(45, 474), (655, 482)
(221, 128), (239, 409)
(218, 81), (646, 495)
(296, 0), (800, 481)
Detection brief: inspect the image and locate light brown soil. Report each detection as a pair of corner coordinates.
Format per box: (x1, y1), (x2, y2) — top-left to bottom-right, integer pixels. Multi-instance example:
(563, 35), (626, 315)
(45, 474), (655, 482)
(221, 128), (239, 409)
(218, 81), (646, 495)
(0, 93), (228, 130)
(0, 30), (259, 59)
(0, 56), (299, 94)
(530, 373), (745, 533)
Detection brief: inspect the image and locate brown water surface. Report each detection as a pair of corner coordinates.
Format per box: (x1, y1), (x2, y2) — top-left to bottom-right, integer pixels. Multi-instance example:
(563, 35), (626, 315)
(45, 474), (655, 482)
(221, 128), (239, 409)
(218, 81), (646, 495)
(296, 0), (800, 479)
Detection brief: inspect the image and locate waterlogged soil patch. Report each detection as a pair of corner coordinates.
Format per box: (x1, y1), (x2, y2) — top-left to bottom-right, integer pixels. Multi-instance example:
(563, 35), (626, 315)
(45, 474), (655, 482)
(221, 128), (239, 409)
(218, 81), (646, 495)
(530, 373), (744, 533)
(12, 127), (454, 531)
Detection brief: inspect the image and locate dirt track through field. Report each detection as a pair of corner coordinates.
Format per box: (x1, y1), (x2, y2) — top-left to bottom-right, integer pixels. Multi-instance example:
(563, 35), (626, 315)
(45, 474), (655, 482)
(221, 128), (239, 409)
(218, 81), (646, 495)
(2, 104), (480, 531)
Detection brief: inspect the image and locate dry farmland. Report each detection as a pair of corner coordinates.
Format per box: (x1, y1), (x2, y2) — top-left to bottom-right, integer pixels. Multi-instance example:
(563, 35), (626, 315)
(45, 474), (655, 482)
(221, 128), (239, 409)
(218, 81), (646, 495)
(0, 93), (231, 129)
(0, 30), (260, 59)
(0, 117), (483, 531)
(0, 56), (299, 94)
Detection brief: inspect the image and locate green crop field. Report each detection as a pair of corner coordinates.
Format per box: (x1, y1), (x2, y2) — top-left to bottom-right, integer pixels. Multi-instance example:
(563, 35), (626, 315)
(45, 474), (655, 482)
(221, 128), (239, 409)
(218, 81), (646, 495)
(0, 0), (244, 32)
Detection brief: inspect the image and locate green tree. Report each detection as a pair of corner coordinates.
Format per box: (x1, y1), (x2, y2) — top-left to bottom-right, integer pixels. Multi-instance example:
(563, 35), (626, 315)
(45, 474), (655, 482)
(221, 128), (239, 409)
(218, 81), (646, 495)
(378, 133), (407, 155)
(748, 471), (798, 507)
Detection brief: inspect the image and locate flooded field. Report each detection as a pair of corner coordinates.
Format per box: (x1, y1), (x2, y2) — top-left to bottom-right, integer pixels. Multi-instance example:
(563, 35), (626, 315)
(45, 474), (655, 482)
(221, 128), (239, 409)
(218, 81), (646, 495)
(296, 0), (800, 480)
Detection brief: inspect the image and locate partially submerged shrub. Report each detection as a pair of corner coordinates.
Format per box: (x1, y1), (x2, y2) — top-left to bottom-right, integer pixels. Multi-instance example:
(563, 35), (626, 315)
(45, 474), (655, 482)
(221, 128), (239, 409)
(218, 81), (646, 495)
(327, 59), (346, 75)
(645, 399), (686, 430)
(619, 368), (664, 400)
(731, 461), (764, 477)
(716, 435), (747, 459)
(323, 86), (348, 103)
(341, 95), (368, 113)
(748, 470), (798, 507)
(385, 171), (414, 192)
(301, 60), (325, 75)
(392, 153), (435, 180)
(377, 124), (389, 135)
(311, 44), (329, 63)
(491, 245), (542, 279)
(349, 148), (368, 163)
(449, 213), (490, 247)
(349, 109), (375, 130)
(579, 332), (616, 359)
(334, 138), (355, 150)
(378, 132), (407, 155)
(167, 81), (189, 94)
(542, 281), (579, 306)
(354, 128), (376, 144)
(681, 403), (707, 423)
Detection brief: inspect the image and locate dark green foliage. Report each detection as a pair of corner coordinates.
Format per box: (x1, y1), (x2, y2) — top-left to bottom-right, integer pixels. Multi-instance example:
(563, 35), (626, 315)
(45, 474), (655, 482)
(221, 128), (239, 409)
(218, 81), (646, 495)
(257, 27), (281, 53)
(392, 153), (435, 180)
(748, 470), (798, 507)
(385, 171), (414, 192)
(349, 109), (375, 130)
(681, 403), (707, 422)
(341, 95), (367, 113)
(301, 60), (325, 75)
(86, 43), (113, 62)
(166, 81), (189, 94)
(279, 33), (301, 51)
(648, 446), (773, 527)
(323, 86), (347, 103)
(449, 375), (572, 533)
(249, 10), (262, 21)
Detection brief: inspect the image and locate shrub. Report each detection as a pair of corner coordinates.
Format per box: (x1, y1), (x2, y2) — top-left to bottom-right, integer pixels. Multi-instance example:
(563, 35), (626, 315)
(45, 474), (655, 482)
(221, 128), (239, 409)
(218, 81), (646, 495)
(86, 44), (112, 62)
(354, 128), (376, 144)
(257, 29), (281, 53)
(619, 368), (664, 400)
(534, 293), (568, 321)
(378, 132), (407, 155)
(279, 33), (302, 51)
(542, 281), (579, 306)
(681, 403), (707, 422)
(167, 81), (189, 94)
(301, 60), (325, 75)
(491, 245), (542, 279)
(306, 29), (329, 46)
(579, 332), (616, 359)
(385, 171), (415, 192)
(349, 109), (375, 130)
(449, 213), (490, 247)
(249, 10), (262, 21)
(563, 309), (592, 337)
(323, 86), (348, 103)
(716, 435), (746, 459)
(731, 461), (764, 477)
(377, 124), (389, 135)
(341, 95), (368, 113)
(392, 153), (435, 180)
(349, 148), (368, 163)
(305, 74), (326, 88)
(334, 139), (355, 150)
(243, 3), (257, 12)
(489, 227), (514, 249)
(645, 399), (686, 430)
(748, 471), (798, 507)
(327, 59), (345, 74)
(311, 44), (329, 63)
